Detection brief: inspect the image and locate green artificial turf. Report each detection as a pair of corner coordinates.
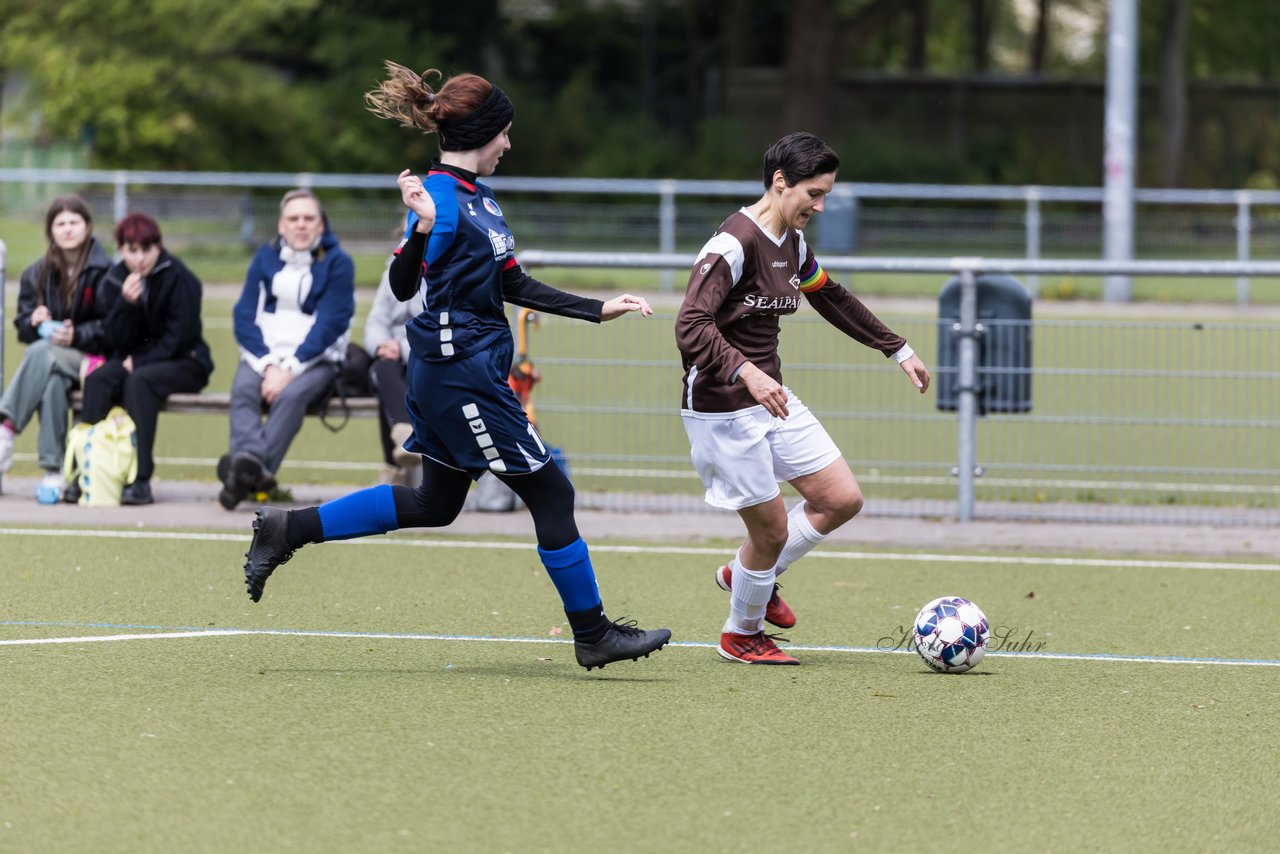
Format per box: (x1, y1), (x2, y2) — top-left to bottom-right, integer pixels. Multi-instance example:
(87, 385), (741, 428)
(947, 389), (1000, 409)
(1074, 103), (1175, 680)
(2, 529), (1277, 852)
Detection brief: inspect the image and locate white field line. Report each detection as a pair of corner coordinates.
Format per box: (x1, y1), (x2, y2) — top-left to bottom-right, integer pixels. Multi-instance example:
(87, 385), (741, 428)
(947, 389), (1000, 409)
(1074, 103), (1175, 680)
(1, 526), (1278, 573)
(0, 629), (253, 645)
(2, 623), (1277, 667)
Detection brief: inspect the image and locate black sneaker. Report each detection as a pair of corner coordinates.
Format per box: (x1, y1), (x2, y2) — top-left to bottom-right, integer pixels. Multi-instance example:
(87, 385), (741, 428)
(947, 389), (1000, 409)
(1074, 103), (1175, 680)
(574, 620), (671, 671)
(218, 452), (275, 511)
(121, 480), (154, 506)
(244, 507), (296, 602)
(216, 453), (233, 486)
(237, 453), (277, 494)
(62, 480), (82, 505)
(217, 453), (244, 510)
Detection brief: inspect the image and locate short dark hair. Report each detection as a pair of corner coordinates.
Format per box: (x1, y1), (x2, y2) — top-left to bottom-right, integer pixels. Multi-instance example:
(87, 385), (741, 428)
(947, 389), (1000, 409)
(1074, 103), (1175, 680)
(761, 132), (840, 188)
(114, 212), (163, 249)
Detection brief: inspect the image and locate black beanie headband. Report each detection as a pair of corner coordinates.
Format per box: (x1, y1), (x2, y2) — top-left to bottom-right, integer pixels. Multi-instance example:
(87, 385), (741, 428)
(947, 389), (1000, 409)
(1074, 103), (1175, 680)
(438, 85), (515, 151)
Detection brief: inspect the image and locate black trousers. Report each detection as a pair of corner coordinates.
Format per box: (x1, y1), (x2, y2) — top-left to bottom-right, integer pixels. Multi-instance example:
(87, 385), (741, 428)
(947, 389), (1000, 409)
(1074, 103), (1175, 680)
(80, 357), (209, 481)
(370, 356), (410, 465)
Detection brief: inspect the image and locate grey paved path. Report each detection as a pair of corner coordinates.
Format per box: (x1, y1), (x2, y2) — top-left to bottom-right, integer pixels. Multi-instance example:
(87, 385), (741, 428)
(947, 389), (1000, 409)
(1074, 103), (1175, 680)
(1, 474), (1276, 560)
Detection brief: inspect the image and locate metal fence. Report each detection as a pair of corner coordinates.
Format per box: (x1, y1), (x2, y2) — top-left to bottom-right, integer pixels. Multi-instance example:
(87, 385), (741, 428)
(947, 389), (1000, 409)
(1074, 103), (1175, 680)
(4, 167), (1280, 525)
(5, 168), (1280, 301)
(515, 252), (1280, 527)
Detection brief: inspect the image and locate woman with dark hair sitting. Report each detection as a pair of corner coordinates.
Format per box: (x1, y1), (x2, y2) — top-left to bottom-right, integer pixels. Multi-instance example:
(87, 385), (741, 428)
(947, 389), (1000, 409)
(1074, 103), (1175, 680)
(0, 195), (114, 502)
(75, 213), (214, 505)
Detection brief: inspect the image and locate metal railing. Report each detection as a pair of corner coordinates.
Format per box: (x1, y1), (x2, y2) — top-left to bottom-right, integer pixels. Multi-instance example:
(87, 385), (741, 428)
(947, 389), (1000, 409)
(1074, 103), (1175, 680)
(3, 168), (1279, 300)
(518, 250), (1280, 526)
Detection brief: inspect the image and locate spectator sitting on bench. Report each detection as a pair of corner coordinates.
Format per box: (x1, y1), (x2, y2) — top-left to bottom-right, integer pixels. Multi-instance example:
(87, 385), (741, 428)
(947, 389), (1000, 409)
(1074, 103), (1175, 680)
(219, 188), (355, 510)
(365, 253), (425, 486)
(73, 213), (214, 506)
(0, 195), (116, 503)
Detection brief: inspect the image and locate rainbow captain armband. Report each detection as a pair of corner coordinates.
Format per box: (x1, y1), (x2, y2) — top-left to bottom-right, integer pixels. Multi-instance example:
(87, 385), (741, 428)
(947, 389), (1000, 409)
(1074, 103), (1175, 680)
(798, 258), (828, 292)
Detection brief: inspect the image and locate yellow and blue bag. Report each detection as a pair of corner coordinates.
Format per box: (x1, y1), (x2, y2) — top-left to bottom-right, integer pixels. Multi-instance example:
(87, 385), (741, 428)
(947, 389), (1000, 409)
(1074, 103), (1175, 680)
(62, 406), (138, 507)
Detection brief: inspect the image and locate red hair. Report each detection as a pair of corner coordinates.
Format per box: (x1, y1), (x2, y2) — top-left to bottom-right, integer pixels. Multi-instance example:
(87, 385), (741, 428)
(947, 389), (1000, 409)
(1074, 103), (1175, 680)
(365, 64), (494, 133)
(114, 213), (163, 249)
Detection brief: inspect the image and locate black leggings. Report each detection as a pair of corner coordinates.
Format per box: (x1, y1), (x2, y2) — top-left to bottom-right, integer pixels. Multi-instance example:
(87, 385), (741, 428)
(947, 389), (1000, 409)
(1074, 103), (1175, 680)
(370, 357), (410, 465)
(79, 356), (208, 481)
(391, 457), (580, 550)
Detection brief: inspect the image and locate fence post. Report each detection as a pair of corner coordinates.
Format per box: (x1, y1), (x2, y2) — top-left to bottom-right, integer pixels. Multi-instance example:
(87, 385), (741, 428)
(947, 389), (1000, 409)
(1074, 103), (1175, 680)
(955, 266), (979, 522)
(1024, 186), (1042, 295)
(1235, 190), (1251, 306)
(113, 171), (129, 222)
(658, 179), (676, 293)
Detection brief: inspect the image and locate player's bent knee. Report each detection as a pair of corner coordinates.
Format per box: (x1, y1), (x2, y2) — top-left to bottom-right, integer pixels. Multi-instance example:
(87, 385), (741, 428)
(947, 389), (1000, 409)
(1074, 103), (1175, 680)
(751, 525), (789, 558)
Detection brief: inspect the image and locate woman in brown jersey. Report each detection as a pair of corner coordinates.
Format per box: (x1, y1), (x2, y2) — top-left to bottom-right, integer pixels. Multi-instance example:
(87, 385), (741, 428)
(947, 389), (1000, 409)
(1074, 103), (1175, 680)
(675, 132), (931, 665)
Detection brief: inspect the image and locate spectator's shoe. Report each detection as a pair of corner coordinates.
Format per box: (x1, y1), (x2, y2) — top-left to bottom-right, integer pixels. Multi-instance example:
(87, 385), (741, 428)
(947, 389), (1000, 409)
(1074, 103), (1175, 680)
(216, 453), (240, 510)
(574, 621), (671, 671)
(62, 479), (82, 505)
(0, 421), (15, 474)
(244, 507), (295, 603)
(717, 631), (799, 665)
(35, 471), (65, 505)
(218, 452), (273, 510)
(715, 565), (796, 629)
(121, 480), (154, 506)
(390, 422), (417, 469)
(379, 463), (412, 486)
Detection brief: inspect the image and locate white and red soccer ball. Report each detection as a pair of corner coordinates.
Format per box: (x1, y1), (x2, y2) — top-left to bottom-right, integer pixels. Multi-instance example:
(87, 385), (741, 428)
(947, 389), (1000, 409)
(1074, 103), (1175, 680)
(913, 596), (990, 673)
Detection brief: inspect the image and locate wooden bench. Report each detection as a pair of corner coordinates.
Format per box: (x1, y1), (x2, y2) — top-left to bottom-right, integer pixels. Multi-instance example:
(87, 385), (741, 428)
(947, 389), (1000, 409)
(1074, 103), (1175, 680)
(69, 391), (382, 417)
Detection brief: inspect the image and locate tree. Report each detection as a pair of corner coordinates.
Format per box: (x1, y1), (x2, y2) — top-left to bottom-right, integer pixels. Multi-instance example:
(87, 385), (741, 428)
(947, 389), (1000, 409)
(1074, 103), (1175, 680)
(781, 0), (906, 136)
(969, 0), (994, 73)
(1029, 0), (1051, 73)
(3, 0), (318, 168)
(0, 0), (479, 170)
(1159, 0), (1190, 186)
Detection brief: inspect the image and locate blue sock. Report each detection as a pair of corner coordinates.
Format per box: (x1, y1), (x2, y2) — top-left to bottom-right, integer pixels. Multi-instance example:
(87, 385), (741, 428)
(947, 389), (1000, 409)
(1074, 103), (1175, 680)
(537, 538), (603, 613)
(317, 484), (400, 542)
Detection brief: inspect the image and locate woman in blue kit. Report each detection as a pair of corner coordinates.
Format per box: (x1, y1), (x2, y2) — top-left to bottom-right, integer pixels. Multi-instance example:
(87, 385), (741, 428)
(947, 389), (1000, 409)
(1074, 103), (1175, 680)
(242, 62), (671, 671)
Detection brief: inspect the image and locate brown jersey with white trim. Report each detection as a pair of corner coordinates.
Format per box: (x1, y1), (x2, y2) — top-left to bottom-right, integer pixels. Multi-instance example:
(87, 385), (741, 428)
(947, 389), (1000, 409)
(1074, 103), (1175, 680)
(675, 209), (906, 413)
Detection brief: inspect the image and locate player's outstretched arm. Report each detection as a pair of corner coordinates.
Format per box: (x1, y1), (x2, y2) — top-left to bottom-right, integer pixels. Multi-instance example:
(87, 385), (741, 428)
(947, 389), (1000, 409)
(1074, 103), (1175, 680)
(600, 293), (653, 321)
(900, 353), (930, 394)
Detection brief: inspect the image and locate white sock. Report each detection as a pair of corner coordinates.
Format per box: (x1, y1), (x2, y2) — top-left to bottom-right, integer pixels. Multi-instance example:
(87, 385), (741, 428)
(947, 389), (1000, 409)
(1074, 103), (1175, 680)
(775, 501), (827, 579)
(723, 553), (776, 635)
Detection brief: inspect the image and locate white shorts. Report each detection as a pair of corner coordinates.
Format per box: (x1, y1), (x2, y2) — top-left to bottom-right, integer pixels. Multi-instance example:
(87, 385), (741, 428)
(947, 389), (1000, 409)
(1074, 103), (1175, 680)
(681, 389), (843, 511)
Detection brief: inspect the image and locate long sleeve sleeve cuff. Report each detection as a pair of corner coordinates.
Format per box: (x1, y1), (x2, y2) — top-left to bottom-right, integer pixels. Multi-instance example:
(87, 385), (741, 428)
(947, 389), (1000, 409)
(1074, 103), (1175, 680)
(243, 351), (276, 375)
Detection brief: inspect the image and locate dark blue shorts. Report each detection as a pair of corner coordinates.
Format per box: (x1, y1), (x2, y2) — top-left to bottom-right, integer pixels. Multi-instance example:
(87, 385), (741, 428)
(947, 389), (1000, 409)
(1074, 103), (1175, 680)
(403, 342), (552, 480)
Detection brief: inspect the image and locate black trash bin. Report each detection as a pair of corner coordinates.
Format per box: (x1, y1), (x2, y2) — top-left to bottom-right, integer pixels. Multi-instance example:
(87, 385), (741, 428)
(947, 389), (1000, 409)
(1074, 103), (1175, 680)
(935, 274), (1032, 413)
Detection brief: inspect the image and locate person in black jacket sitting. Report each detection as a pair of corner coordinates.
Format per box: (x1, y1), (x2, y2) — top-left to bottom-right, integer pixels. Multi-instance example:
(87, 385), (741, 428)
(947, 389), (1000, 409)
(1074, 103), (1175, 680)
(76, 213), (214, 505)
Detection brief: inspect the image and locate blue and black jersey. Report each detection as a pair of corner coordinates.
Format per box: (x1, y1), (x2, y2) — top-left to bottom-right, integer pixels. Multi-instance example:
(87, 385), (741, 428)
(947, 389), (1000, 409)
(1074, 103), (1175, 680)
(391, 161), (603, 363)
(387, 161), (604, 478)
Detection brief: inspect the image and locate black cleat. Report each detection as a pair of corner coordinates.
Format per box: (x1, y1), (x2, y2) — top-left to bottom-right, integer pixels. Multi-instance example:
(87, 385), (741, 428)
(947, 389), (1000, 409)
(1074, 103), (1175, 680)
(574, 620), (672, 671)
(244, 507), (296, 602)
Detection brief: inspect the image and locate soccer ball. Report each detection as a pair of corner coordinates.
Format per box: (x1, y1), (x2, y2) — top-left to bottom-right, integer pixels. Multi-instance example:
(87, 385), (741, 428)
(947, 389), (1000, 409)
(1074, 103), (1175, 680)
(912, 596), (990, 673)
